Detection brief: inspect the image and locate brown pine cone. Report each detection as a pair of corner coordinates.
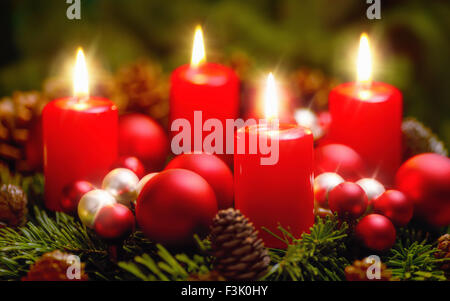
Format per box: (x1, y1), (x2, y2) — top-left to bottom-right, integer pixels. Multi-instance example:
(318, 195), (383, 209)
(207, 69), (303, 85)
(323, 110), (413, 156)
(115, 59), (169, 126)
(345, 257), (392, 281)
(402, 117), (448, 161)
(188, 271), (226, 281)
(0, 91), (47, 172)
(210, 208), (270, 281)
(435, 234), (450, 278)
(22, 250), (88, 281)
(290, 67), (340, 111)
(0, 184), (28, 228)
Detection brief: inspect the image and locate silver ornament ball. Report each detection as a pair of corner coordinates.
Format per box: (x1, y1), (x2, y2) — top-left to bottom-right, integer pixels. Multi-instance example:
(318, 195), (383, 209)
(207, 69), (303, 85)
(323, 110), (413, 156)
(102, 168), (139, 206)
(78, 189), (116, 228)
(314, 172), (345, 192)
(356, 178), (385, 202)
(294, 108), (324, 139)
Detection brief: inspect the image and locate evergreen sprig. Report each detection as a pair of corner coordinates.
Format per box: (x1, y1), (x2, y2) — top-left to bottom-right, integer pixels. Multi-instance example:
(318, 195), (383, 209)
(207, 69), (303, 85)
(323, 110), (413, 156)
(118, 244), (211, 281)
(0, 206), (108, 280)
(386, 239), (447, 281)
(264, 217), (349, 281)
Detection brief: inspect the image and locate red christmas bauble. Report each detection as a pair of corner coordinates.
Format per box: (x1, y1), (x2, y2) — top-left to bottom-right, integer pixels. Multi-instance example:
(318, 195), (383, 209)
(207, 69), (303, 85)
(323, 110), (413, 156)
(395, 153), (450, 227)
(314, 144), (366, 181)
(373, 190), (414, 227)
(94, 203), (135, 241)
(136, 169), (218, 246)
(60, 181), (95, 215)
(111, 156), (146, 179)
(328, 182), (368, 218)
(314, 172), (344, 208)
(356, 214), (396, 251)
(165, 153), (233, 209)
(118, 113), (169, 172)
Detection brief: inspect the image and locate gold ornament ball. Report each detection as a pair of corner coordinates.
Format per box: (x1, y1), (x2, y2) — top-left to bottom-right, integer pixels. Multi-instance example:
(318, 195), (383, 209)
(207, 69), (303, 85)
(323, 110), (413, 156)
(102, 168), (139, 206)
(356, 178), (385, 202)
(136, 173), (159, 195)
(78, 189), (116, 228)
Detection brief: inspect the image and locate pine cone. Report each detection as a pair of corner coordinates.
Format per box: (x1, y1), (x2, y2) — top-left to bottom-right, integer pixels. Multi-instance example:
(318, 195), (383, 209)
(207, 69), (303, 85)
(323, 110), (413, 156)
(115, 59), (169, 126)
(402, 117), (448, 161)
(435, 234), (450, 278)
(0, 184), (28, 228)
(22, 250), (88, 281)
(0, 91), (47, 172)
(290, 67), (340, 112)
(210, 208), (270, 281)
(345, 257), (392, 281)
(188, 271), (226, 281)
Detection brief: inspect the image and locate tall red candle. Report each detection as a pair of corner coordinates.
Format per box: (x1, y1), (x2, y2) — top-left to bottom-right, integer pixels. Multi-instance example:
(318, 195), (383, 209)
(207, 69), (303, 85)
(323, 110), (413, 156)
(170, 26), (239, 163)
(43, 49), (118, 211)
(234, 74), (314, 249)
(327, 34), (402, 183)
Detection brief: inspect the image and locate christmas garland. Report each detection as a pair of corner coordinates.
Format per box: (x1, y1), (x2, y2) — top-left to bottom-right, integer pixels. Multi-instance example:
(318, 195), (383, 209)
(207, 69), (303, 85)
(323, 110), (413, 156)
(0, 166), (448, 281)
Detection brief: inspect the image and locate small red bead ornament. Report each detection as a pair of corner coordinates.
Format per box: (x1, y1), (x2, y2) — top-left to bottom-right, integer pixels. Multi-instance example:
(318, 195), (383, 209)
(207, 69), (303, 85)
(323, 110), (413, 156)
(328, 182), (368, 218)
(356, 214), (396, 251)
(373, 190), (414, 227)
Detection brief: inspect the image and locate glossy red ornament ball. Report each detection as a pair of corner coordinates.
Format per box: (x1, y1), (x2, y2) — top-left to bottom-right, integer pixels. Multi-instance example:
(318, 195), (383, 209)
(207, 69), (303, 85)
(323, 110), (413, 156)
(60, 181), (95, 215)
(111, 156), (146, 179)
(165, 153), (233, 209)
(118, 113), (169, 172)
(94, 203), (135, 241)
(136, 169), (218, 246)
(315, 144), (366, 181)
(396, 153), (450, 227)
(356, 214), (396, 251)
(314, 172), (344, 208)
(373, 190), (414, 227)
(328, 182), (368, 218)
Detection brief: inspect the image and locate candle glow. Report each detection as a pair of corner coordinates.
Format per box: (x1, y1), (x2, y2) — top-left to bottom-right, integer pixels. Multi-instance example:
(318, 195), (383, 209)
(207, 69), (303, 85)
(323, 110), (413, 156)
(357, 33), (372, 86)
(264, 73), (279, 121)
(191, 25), (206, 68)
(73, 48), (89, 98)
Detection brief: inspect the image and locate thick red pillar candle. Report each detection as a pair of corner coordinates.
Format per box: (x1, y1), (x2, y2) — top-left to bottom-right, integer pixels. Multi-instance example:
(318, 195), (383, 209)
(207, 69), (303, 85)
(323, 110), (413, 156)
(328, 82), (402, 182)
(170, 64), (239, 157)
(43, 97), (118, 211)
(169, 27), (239, 165)
(234, 124), (314, 248)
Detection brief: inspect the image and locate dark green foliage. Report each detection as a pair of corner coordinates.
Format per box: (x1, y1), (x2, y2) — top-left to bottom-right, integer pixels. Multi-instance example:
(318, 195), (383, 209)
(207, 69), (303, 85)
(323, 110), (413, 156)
(264, 217), (349, 281)
(386, 240), (447, 281)
(118, 244), (211, 281)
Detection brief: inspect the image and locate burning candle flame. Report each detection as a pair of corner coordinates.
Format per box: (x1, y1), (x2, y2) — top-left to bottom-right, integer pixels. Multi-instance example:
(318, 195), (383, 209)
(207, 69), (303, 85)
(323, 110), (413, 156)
(191, 25), (206, 68)
(73, 48), (89, 98)
(357, 33), (372, 87)
(264, 73), (279, 121)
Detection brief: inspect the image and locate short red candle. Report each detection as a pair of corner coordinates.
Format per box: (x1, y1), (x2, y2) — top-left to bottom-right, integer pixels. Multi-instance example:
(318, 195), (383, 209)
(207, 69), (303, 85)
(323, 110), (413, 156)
(169, 27), (239, 164)
(234, 123), (314, 248)
(43, 97), (118, 211)
(43, 48), (118, 211)
(328, 82), (402, 182)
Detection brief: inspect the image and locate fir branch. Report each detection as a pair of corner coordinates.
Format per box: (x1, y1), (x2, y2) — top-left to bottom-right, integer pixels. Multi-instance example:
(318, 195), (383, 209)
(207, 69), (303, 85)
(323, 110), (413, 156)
(386, 240), (447, 281)
(118, 244), (211, 281)
(0, 206), (108, 280)
(264, 216), (349, 281)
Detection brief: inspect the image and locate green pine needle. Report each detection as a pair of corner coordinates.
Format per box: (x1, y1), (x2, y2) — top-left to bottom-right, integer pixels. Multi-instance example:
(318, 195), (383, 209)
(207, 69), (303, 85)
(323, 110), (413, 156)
(264, 216), (349, 281)
(118, 244), (211, 281)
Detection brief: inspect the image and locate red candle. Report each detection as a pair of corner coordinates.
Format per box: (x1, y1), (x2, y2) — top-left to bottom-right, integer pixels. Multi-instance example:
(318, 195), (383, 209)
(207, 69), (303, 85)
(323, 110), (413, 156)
(328, 34), (402, 183)
(43, 49), (118, 211)
(170, 26), (239, 164)
(234, 74), (314, 249)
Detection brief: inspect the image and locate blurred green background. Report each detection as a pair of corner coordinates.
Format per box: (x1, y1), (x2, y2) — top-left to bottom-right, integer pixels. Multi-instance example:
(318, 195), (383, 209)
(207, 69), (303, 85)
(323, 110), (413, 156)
(0, 0), (449, 146)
